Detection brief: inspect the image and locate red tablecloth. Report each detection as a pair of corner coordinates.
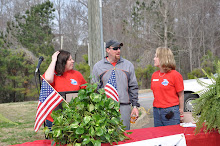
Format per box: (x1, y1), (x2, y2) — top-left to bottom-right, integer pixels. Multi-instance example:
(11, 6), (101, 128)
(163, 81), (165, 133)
(11, 125), (220, 146)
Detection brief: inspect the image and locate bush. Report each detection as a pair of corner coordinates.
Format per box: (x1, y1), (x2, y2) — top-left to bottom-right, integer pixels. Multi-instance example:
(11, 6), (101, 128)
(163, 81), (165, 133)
(187, 68), (204, 79)
(45, 83), (131, 145)
(187, 50), (219, 79)
(135, 65), (157, 89)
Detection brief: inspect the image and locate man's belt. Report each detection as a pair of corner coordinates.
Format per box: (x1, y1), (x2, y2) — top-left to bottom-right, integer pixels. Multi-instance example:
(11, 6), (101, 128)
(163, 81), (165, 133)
(120, 103), (130, 105)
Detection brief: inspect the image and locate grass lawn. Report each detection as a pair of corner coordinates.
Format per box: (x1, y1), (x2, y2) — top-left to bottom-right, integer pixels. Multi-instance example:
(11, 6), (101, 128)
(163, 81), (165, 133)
(0, 101), (45, 146)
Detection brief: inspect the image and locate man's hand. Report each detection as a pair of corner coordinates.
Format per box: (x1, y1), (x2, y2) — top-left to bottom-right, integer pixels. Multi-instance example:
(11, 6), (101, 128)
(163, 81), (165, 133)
(130, 106), (139, 121)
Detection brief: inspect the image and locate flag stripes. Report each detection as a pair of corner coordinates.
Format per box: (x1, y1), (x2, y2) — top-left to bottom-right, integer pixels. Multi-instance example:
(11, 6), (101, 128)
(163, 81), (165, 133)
(34, 78), (63, 132)
(104, 69), (119, 102)
(105, 84), (119, 102)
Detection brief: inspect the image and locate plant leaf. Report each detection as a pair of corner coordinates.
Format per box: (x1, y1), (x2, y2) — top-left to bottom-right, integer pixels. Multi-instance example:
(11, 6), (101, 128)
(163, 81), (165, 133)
(95, 127), (104, 136)
(89, 126), (95, 136)
(53, 129), (62, 137)
(88, 104), (95, 112)
(108, 128), (114, 134)
(110, 117), (119, 125)
(57, 115), (64, 125)
(78, 89), (86, 97)
(83, 116), (91, 124)
(76, 127), (84, 135)
(98, 88), (105, 94)
(90, 93), (101, 102)
(108, 99), (115, 108)
(126, 132), (133, 135)
(92, 139), (101, 146)
(70, 121), (79, 129)
(75, 143), (82, 146)
(43, 126), (50, 135)
(76, 102), (84, 110)
(82, 136), (91, 145)
(105, 134), (111, 143)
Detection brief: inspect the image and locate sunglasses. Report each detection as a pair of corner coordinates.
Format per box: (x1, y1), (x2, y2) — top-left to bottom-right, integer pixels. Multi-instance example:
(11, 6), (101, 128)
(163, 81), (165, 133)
(112, 47), (121, 50)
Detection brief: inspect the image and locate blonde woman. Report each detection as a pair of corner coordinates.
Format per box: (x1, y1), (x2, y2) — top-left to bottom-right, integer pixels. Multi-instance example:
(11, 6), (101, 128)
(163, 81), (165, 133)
(151, 47), (184, 127)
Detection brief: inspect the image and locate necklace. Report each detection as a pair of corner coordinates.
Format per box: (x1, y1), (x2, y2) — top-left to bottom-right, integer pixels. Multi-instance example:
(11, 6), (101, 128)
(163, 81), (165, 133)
(159, 72), (166, 77)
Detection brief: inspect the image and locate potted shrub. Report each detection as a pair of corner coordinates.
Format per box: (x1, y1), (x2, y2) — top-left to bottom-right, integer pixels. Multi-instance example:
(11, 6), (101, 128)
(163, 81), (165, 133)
(44, 83), (131, 146)
(192, 61), (220, 134)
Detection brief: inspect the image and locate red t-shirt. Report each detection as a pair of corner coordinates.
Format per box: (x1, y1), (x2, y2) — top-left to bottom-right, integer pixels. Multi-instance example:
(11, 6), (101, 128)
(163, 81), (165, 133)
(43, 70), (87, 122)
(151, 70), (184, 108)
(43, 70), (87, 92)
(106, 57), (117, 66)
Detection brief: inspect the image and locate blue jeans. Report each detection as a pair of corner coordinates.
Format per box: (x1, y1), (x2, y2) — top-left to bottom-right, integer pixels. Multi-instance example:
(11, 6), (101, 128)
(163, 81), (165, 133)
(45, 120), (53, 130)
(153, 105), (180, 127)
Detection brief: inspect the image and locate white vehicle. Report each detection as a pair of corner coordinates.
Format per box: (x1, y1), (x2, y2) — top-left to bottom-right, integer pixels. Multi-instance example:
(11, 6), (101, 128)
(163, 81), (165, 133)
(183, 74), (216, 112)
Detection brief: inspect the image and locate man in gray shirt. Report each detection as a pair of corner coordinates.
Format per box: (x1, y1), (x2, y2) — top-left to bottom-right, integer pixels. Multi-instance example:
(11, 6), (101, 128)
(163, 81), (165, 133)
(92, 39), (140, 130)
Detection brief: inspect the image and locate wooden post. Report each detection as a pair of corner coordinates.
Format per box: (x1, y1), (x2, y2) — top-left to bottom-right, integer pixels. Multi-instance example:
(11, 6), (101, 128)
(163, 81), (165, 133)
(61, 35), (63, 50)
(88, 0), (103, 77)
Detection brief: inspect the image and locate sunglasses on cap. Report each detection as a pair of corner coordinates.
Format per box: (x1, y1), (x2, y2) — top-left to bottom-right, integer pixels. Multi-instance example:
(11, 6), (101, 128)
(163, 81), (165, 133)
(112, 47), (121, 50)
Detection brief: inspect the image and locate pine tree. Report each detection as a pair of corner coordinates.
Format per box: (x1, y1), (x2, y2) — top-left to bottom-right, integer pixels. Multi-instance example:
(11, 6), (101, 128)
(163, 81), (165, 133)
(0, 49), (38, 103)
(2, 1), (55, 56)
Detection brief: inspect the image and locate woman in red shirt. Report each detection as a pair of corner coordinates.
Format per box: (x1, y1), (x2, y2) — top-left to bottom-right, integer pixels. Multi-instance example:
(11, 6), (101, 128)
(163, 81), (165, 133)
(43, 50), (87, 128)
(151, 47), (184, 127)
(44, 50), (87, 91)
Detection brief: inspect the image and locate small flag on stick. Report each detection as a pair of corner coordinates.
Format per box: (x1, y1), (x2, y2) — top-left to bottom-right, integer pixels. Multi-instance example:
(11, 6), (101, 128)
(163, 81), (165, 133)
(34, 77), (65, 132)
(104, 69), (119, 102)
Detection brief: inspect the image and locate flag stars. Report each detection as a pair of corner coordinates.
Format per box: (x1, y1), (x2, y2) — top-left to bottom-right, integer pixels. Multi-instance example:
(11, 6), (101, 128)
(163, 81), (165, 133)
(107, 70), (118, 91)
(39, 80), (54, 103)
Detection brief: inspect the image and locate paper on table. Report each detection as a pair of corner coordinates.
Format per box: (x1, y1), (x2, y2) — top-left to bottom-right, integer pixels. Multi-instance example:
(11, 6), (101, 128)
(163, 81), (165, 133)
(116, 133), (186, 146)
(180, 122), (196, 127)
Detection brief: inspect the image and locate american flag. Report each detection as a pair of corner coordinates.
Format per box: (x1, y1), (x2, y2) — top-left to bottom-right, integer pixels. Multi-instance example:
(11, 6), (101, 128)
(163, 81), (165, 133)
(34, 78), (63, 132)
(104, 69), (119, 102)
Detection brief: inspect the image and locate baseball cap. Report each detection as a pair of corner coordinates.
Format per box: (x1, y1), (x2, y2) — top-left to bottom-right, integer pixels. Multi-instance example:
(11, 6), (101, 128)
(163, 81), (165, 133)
(105, 40), (123, 48)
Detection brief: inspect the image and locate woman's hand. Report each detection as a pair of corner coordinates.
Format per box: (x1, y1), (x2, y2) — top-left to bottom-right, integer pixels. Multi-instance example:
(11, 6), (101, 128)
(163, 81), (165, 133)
(179, 108), (184, 123)
(52, 51), (60, 62)
(179, 108), (184, 115)
(45, 51), (60, 83)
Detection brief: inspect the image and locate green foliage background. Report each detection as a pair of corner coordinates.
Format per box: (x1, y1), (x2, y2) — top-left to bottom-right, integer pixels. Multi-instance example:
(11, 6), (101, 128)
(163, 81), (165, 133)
(0, 1), (55, 103)
(0, 49), (36, 103)
(135, 65), (157, 89)
(187, 50), (218, 79)
(75, 54), (90, 83)
(1, 1), (55, 56)
(0, 0), (219, 104)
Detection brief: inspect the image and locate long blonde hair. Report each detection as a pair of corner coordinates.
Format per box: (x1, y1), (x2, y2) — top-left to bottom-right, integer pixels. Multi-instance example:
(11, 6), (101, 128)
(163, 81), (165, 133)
(156, 47), (176, 73)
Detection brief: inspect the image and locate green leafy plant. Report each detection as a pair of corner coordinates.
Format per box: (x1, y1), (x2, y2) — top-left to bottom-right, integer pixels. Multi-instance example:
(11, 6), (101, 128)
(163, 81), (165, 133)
(192, 61), (220, 134)
(44, 83), (131, 146)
